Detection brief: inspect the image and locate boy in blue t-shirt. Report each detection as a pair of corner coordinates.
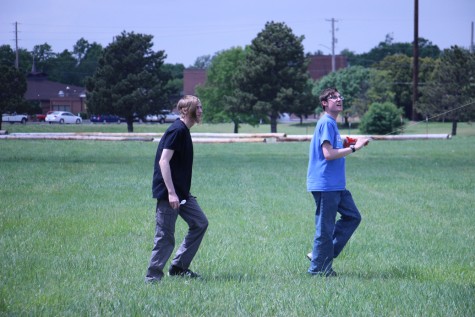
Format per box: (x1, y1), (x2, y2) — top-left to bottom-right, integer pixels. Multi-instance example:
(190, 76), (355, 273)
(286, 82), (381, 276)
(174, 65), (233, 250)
(306, 87), (370, 276)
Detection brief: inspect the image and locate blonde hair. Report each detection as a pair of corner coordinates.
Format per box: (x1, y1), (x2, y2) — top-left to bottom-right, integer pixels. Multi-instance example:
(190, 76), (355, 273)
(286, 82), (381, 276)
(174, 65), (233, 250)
(177, 95), (201, 120)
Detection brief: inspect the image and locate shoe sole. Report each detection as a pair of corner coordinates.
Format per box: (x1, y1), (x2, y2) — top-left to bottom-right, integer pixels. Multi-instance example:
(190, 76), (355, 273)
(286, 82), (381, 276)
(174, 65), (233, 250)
(168, 272), (201, 278)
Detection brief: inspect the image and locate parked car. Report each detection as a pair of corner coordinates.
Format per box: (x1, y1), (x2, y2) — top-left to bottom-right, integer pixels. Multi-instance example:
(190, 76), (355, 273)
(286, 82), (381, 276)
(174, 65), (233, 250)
(277, 113), (291, 123)
(45, 111), (82, 124)
(158, 110), (180, 124)
(2, 113), (28, 124)
(143, 110), (180, 124)
(144, 114), (161, 123)
(36, 111), (54, 122)
(90, 114), (122, 123)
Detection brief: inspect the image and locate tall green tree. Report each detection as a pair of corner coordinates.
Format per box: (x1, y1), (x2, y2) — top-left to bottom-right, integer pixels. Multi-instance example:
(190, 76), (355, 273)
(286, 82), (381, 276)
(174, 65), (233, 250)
(161, 63), (185, 106)
(196, 47), (249, 133)
(192, 55), (213, 69)
(46, 49), (79, 85)
(0, 45), (16, 67)
(85, 31), (170, 132)
(2, 40), (101, 87)
(343, 34), (440, 67)
(32, 43), (56, 72)
(41, 39), (103, 86)
(418, 46), (475, 135)
(76, 42), (103, 86)
(374, 54), (437, 119)
(0, 64), (27, 130)
(73, 38), (90, 65)
(233, 21), (316, 133)
(374, 54), (412, 118)
(0, 45), (33, 74)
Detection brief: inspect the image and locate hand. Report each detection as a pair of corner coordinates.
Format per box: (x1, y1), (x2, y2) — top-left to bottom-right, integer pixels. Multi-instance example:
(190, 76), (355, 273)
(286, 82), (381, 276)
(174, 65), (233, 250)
(168, 193), (180, 209)
(343, 137), (357, 148)
(355, 137), (371, 150)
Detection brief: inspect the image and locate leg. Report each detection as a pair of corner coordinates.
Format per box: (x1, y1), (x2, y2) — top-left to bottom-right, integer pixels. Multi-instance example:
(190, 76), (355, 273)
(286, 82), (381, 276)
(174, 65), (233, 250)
(145, 200), (178, 282)
(308, 191), (338, 274)
(171, 196), (208, 270)
(333, 190), (361, 258)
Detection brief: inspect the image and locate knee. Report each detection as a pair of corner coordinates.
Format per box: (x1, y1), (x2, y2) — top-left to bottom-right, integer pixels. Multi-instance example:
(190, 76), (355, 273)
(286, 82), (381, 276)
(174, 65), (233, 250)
(196, 217), (209, 232)
(202, 218), (209, 231)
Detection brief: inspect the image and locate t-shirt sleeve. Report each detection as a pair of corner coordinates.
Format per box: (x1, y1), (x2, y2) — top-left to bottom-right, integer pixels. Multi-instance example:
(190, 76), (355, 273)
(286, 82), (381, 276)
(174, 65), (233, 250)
(319, 122), (335, 148)
(162, 127), (183, 151)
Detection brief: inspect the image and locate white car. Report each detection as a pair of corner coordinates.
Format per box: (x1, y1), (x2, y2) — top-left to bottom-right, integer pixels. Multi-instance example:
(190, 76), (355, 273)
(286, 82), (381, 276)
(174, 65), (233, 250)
(2, 113), (28, 124)
(159, 110), (180, 124)
(45, 111), (82, 124)
(145, 114), (160, 122)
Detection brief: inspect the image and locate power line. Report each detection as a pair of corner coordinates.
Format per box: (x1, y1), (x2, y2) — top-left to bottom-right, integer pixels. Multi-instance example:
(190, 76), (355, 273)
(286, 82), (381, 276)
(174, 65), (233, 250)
(384, 100), (475, 136)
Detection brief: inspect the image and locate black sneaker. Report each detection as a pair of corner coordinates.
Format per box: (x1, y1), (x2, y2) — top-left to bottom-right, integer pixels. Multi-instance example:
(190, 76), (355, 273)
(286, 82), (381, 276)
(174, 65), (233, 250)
(168, 265), (201, 278)
(325, 269), (338, 277)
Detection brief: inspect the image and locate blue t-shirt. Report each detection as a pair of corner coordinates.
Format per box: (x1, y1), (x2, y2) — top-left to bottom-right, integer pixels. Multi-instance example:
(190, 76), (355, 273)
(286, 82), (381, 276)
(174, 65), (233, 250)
(307, 114), (346, 191)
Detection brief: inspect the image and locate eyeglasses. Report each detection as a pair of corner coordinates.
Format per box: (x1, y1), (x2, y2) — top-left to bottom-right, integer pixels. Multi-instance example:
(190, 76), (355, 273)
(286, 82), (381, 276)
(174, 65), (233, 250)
(327, 95), (344, 101)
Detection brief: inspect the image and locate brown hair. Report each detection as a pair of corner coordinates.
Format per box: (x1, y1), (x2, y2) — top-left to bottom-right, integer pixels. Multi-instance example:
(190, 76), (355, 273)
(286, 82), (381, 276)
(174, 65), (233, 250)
(319, 87), (339, 103)
(177, 95), (201, 121)
(319, 87), (339, 110)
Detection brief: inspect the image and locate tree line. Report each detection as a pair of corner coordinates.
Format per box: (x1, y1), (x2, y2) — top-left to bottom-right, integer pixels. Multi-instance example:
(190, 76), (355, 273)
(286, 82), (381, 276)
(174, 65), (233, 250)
(1, 22), (474, 134)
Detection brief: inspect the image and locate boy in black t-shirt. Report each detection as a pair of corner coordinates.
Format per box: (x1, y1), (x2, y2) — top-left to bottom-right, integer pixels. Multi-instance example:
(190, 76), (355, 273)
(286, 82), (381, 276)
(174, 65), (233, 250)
(145, 95), (208, 282)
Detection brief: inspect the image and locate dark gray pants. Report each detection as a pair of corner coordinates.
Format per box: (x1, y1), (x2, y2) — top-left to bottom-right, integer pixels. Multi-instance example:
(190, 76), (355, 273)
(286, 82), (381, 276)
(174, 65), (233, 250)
(145, 196), (208, 281)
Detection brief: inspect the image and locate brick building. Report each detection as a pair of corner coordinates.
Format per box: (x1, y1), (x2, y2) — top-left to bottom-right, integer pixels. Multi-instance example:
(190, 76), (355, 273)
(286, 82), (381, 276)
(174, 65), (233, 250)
(183, 68), (208, 96)
(307, 55), (348, 80)
(25, 71), (87, 116)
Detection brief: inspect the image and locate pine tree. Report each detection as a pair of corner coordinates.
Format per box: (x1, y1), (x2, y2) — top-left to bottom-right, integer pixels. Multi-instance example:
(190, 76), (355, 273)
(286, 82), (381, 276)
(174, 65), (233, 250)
(85, 31), (170, 132)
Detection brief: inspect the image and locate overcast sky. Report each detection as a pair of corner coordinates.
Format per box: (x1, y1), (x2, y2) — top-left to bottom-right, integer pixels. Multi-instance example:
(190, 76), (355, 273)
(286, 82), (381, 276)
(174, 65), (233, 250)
(1, 0), (474, 67)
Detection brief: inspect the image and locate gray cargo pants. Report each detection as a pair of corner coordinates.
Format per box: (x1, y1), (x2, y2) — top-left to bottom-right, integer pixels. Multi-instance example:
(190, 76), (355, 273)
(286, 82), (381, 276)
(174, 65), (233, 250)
(145, 196), (208, 282)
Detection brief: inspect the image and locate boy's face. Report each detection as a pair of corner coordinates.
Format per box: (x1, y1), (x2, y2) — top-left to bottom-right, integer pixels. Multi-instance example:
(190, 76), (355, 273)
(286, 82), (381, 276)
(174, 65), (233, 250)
(194, 104), (203, 124)
(322, 93), (343, 114)
(186, 103), (202, 124)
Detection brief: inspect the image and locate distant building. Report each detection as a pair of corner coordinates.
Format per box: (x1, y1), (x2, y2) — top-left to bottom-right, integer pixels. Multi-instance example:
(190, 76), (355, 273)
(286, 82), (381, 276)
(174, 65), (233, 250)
(183, 68), (208, 96)
(307, 55), (348, 80)
(25, 71), (87, 115)
(182, 54), (347, 95)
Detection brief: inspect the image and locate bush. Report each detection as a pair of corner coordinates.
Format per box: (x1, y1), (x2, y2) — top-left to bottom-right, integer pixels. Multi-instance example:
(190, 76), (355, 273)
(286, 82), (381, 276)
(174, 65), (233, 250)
(359, 102), (404, 135)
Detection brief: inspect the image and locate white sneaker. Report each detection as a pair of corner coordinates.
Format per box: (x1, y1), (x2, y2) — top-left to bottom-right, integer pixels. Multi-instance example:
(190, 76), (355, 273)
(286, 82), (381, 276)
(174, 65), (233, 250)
(306, 252), (312, 261)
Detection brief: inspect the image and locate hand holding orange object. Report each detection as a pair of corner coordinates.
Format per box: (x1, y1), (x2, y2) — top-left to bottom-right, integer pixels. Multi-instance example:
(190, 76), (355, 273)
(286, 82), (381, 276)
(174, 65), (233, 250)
(343, 137), (357, 148)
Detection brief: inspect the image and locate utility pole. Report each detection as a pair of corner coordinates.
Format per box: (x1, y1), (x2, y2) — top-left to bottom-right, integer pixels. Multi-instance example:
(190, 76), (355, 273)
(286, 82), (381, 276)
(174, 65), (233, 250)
(15, 22), (19, 69)
(471, 21), (474, 53)
(412, 0), (419, 121)
(326, 18), (338, 72)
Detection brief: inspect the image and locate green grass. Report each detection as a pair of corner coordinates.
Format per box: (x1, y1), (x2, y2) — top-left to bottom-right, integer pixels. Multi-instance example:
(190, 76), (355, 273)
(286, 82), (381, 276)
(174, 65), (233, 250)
(1, 123), (474, 316)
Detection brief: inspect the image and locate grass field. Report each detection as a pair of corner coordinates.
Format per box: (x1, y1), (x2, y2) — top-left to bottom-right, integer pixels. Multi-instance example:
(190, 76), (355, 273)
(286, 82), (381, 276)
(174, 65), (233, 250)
(1, 122), (474, 316)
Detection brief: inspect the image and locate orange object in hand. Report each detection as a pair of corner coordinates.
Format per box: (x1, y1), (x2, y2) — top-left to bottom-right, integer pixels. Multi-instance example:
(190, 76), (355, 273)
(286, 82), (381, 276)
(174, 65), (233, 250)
(343, 137), (357, 148)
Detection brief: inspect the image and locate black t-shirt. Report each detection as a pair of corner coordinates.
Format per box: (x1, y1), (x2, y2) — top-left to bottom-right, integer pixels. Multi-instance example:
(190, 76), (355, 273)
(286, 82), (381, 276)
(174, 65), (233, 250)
(152, 119), (193, 201)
